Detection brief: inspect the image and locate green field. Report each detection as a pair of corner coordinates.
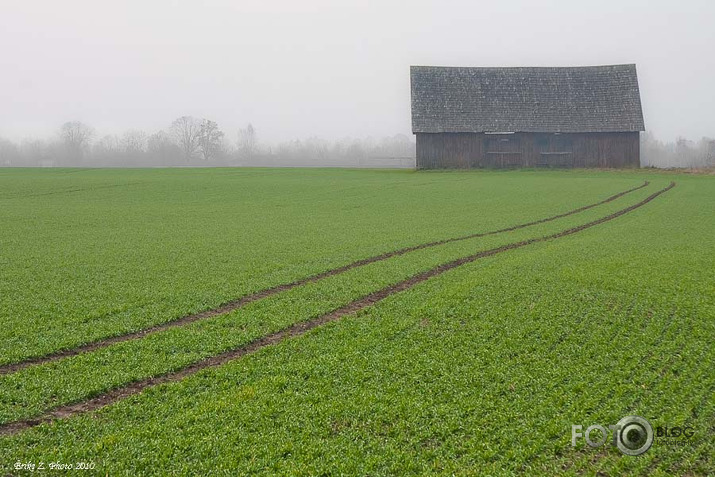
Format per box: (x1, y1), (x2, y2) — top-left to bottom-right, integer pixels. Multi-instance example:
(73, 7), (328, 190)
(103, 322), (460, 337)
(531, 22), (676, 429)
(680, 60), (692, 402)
(0, 168), (712, 475)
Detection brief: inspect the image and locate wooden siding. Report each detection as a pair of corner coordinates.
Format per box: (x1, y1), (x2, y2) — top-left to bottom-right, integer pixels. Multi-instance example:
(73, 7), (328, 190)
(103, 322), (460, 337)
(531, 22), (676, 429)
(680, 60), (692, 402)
(416, 132), (640, 169)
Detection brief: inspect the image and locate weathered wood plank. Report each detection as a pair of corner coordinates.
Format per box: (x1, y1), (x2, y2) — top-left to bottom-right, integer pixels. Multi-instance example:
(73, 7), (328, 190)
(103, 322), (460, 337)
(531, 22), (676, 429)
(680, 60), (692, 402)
(416, 132), (640, 169)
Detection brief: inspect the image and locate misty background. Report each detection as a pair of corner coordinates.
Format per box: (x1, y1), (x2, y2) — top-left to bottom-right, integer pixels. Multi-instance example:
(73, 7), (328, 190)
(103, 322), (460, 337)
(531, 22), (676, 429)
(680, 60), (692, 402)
(1, 0), (713, 168)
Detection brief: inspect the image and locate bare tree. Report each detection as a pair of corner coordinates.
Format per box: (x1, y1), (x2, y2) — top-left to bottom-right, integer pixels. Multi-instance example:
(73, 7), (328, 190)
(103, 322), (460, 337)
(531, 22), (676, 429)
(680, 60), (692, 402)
(0, 137), (19, 166)
(170, 116), (201, 161)
(90, 135), (121, 166)
(198, 119), (224, 161)
(237, 123), (257, 158)
(122, 130), (147, 155)
(94, 135), (121, 154)
(642, 132), (715, 168)
(59, 121), (94, 160)
(21, 139), (58, 167)
(148, 130), (181, 166)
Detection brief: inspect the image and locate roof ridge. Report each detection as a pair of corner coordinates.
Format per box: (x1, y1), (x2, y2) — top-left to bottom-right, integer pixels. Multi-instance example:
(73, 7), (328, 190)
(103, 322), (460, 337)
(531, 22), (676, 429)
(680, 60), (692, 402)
(410, 64), (637, 70)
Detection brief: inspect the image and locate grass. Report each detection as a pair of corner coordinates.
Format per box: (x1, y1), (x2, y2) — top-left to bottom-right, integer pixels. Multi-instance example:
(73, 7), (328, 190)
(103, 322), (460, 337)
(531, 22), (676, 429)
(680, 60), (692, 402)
(0, 182), (659, 424)
(0, 168), (712, 475)
(1, 168), (642, 365)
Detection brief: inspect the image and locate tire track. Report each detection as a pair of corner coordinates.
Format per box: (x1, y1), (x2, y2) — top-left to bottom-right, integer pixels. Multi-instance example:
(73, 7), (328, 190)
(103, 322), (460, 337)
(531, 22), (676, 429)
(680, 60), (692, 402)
(0, 182), (143, 200)
(0, 181), (649, 375)
(0, 182), (674, 437)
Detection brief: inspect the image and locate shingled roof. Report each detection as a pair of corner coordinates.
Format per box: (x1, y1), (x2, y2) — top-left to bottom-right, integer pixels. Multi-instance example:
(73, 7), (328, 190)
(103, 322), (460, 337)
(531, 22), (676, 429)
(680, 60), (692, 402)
(411, 64), (645, 133)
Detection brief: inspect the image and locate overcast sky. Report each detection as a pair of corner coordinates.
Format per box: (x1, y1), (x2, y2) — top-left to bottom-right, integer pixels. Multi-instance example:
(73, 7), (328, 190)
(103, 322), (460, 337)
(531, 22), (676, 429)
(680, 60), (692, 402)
(1, 0), (713, 144)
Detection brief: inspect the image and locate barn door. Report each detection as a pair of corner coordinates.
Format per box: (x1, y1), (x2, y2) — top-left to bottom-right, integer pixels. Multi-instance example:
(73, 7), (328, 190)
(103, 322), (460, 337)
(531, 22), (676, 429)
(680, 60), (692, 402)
(536, 134), (574, 167)
(485, 134), (522, 168)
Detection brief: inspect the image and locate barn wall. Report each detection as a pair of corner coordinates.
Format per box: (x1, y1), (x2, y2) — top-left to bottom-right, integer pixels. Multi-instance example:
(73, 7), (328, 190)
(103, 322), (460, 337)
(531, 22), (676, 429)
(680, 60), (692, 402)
(416, 133), (484, 169)
(416, 132), (640, 169)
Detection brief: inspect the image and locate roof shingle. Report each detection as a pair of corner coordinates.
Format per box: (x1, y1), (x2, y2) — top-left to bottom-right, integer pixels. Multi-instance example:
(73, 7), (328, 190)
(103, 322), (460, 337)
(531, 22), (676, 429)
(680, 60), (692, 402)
(411, 64), (645, 133)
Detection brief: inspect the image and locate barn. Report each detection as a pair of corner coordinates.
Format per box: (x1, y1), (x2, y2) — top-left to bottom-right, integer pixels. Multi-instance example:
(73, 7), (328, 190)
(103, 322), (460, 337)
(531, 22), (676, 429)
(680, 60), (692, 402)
(410, 64), (645, 169)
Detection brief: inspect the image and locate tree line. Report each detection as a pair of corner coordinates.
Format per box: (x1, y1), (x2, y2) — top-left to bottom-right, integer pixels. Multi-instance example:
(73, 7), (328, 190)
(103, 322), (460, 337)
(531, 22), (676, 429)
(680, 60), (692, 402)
(641, 132), (714, 169)
(4, 121), (709, 168)
(0, 118), (415, 168)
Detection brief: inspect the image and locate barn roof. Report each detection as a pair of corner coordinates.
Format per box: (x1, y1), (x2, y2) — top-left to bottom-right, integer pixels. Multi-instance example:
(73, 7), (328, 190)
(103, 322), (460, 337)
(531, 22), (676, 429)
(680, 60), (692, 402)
(411, 64), (645, 133)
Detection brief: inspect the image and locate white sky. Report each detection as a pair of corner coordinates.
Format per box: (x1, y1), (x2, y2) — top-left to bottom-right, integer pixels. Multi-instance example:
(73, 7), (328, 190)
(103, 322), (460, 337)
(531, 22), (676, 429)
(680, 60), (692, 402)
(0, 0), (713, 144)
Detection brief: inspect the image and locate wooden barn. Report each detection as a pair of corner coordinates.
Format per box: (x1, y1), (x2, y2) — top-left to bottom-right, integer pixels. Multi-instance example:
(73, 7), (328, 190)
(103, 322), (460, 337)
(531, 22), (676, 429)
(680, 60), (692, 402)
(410, 64), (645, 169)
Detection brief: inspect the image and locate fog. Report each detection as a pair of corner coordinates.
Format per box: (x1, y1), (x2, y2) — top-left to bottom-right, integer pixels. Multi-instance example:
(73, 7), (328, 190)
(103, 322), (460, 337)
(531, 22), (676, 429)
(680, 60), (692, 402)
(1, 0), (713, 167)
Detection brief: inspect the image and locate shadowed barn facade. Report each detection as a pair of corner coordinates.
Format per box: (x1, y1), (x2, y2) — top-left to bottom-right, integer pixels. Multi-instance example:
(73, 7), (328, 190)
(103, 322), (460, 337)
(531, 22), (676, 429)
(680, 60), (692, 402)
(411, 64), (645, 169)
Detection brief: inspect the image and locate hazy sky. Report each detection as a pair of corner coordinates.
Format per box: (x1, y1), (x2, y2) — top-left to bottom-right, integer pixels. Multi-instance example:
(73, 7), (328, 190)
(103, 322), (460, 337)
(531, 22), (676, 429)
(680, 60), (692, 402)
(1, 0), (713, 144)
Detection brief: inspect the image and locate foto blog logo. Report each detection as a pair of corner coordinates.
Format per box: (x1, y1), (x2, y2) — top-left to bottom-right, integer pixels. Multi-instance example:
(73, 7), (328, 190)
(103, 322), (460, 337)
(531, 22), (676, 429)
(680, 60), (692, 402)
(572, 415), (654, 456)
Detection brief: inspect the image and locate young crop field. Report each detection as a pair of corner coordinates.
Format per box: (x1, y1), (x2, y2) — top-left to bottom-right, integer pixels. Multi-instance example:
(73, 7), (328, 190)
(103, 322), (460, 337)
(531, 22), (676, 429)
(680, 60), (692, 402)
(0, 168), (712, 475)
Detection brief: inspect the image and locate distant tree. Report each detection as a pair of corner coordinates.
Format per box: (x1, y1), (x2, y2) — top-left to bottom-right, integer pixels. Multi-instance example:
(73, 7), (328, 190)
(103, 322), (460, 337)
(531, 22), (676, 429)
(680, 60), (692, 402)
(0, 137), (19, 166)
(641, 133), (715, 168)
(148, 130), (181, 166)
(170, 116), (201, 161)
(346, 140), (366, 163)
(198, 119), (224, 161)
(21, 139), (59, 167)
(92, 135), (122, 165)
(122, 130), (147, 155)
(59, 121), (94, 160)
(94, 135), (122, 154)
(377, 134), (415, 157)
(706, 139), (715, 166)
(237, 123), (257, 158)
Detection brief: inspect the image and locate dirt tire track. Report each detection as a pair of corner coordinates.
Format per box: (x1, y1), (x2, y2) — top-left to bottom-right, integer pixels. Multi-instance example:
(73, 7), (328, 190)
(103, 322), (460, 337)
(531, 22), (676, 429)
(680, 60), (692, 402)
(0, 182), (674, 437)
(0, 181), (649, 375)
(0, 182), (143, 200)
